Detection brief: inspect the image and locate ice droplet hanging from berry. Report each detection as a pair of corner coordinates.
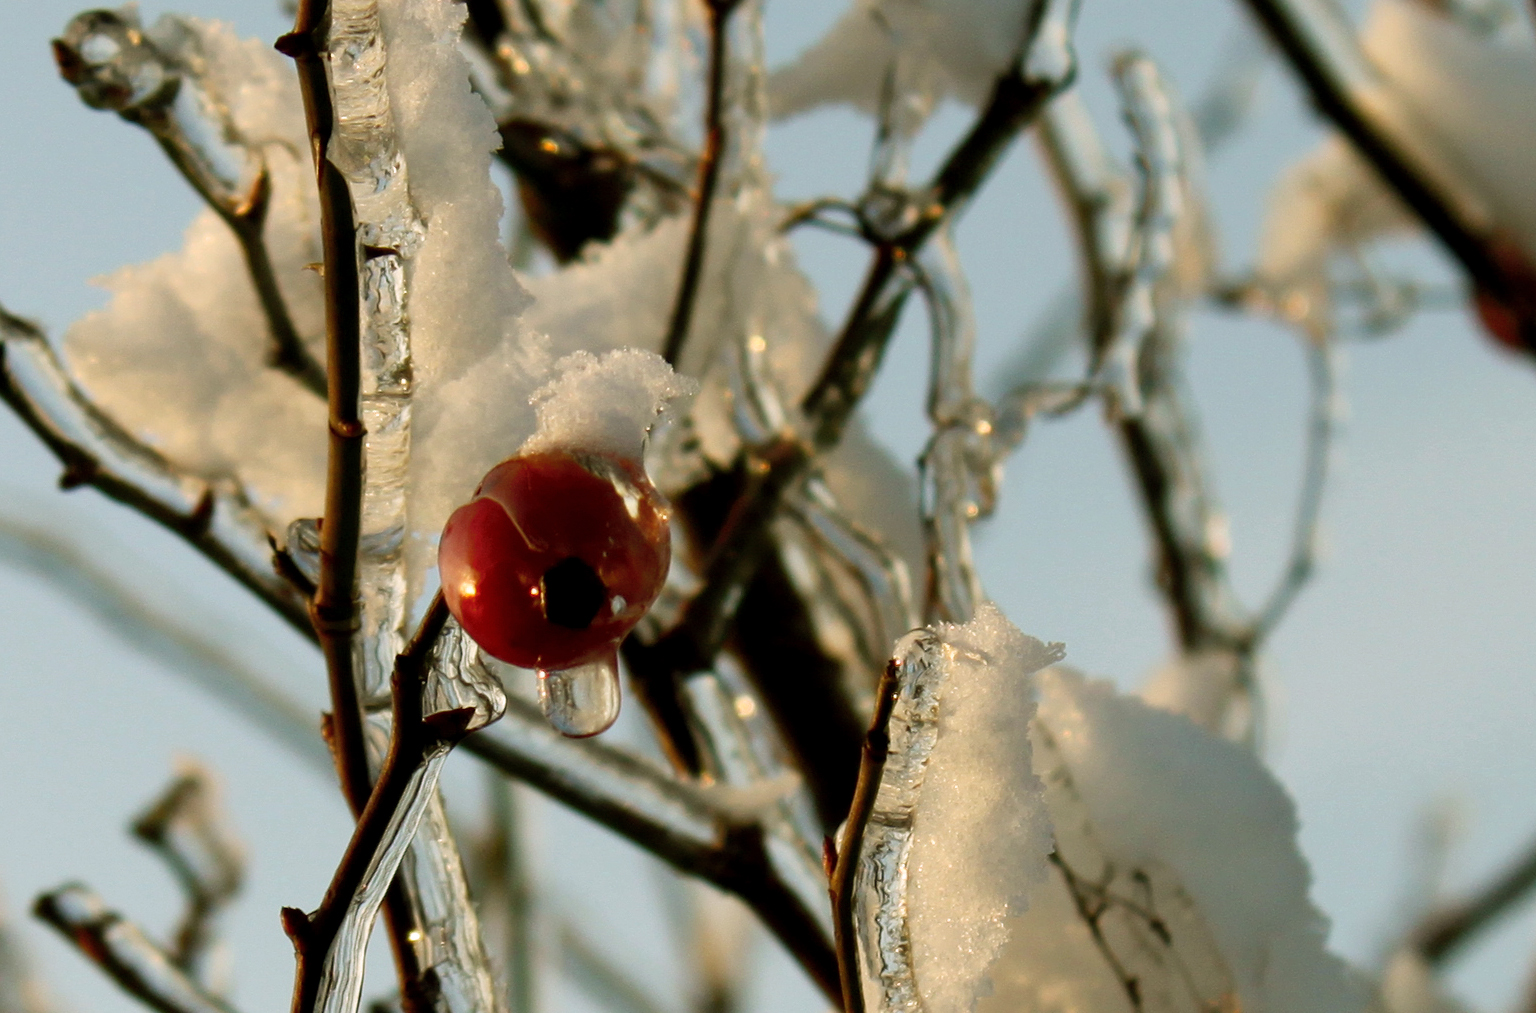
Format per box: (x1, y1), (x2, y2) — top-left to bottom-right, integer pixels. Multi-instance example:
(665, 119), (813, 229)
(439, 449), (671, 737)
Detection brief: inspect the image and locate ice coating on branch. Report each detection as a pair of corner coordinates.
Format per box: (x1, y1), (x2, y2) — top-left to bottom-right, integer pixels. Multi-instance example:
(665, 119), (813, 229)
(1256, 0), (1536, 332)
(520, 349), (696, 459)
(906, 604), (1058, 1013)
(377, 0), (534, 393)
(63, 16), (324, 526)
(855, 605), (1061, 1013)
(981, 669), (1372, 1013)
(1363, 0), (1536, 253)
(770, 0), (1044, 117)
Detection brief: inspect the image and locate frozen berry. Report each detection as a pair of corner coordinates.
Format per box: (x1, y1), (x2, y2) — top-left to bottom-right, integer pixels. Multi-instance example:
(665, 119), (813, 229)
(439, 450), (671, 671)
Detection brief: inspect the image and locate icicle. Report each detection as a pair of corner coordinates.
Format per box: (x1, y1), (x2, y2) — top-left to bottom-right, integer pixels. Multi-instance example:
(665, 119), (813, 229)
(915, 225), (995, 625)
(321, 2), (500, 1009)
(314, 746), (452, 1013)
(55, 9), (265, 216)
(538, 655), (622, 738)
(853, 609), (1061, 1013)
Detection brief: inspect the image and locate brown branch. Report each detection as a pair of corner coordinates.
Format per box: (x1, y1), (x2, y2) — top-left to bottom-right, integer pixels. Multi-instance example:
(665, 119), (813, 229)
(626, 66), (1060, 808)
(661, 0), (745, 366)
(131, 769), (243, 976)
(1412, 828), (1536, 966)
(828, 658), (901, 1013)
(1237, 0), (1536, 352)
(459, 704), (841, 1005)
(285, 596), (464, 1013)
(34, 885), (240, 1013)
(0, 305), (313, 638)
(52, 22), (327, 396)
(276, 10), (428, 1002)
(150, 143), (325, 396)
(275, 8), (369, 818)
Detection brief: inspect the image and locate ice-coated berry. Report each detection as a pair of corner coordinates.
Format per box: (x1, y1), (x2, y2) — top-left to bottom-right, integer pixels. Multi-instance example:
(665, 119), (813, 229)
(439, 450), (671, 671)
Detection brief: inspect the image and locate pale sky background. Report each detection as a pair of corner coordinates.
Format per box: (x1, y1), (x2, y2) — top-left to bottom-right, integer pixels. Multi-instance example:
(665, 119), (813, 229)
(2, 1), (1536, 1013)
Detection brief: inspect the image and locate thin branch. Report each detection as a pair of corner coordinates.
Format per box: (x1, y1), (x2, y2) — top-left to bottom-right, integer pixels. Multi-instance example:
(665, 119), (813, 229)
(276, 7), (369, 819)
(1253, 338), (1338, 637)
(276, 8), (429, 1000)
(284, 596), (464, 1013)
(34, 885), (240, 1013)
(662, 0), (745, 366)
(131, 767), (244, 976)
(1237, 0), (1536, 351)
(1412, 828), (1536, 966)
(460, 702), (840, 1005)
(828, 658), (901, 1013)
(0, 305), (312, 638)
(801, 68), (1061, 446)
(147, 150), (325, 396)
(52, 18), (326, 396)
(558, 920), (669, 1013)
(0, 514), (329, 771)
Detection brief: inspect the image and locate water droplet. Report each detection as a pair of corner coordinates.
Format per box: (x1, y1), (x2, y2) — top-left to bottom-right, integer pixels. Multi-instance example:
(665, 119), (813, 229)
(537, 653), (621, 737)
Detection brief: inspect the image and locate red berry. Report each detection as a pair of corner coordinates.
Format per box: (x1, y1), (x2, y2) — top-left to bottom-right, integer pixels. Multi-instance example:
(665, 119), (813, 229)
(440, 450), (671, 671)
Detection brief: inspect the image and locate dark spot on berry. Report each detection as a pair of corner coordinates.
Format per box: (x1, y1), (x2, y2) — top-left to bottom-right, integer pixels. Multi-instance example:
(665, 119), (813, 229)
(541, 556), (606, 630)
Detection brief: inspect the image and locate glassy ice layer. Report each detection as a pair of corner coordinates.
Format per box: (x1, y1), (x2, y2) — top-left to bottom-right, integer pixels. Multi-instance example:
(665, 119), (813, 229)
(538, 655), (622, 738)
(314, 745), (451, 1013)
(319, 3), (499, 1011)
(854, 629), (947, 1013)
(34, 885), (229, 1013)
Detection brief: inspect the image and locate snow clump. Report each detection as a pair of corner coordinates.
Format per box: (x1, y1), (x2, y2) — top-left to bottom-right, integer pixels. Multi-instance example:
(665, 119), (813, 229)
(905, 602), (1060, 1013)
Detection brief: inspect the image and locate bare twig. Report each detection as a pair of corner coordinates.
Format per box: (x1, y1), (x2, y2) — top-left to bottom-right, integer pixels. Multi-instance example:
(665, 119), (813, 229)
(461, 701), (841, 1004)
(1237, 0), (1536, 352)
(0, 514), (329, 770)
(1412, 828), (1536, 966)
(276, 4), (369, 818)
(276, 7), (429, 999)
(34, 885), (240, 1013)
(662, 0), (746, 366)
(132, 767), (244, 977)
(0, 305), (312, 637)
(558, 920), (669, 1013)
(828, 658), (901, 1013)
(284, 596), (465, 1013)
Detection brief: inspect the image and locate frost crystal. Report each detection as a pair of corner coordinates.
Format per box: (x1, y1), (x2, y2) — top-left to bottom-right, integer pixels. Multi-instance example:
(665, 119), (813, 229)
(520, 349), (697, 459)
(855, 604), (1062, 1013)
(62, 15), (325, 526)
(983, 669), (1374, 1013)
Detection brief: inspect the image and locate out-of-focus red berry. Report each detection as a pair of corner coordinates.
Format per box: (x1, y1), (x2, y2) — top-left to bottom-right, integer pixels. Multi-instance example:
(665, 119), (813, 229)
(440, 450), (671, 671)
(1473, 235), (1536, 357)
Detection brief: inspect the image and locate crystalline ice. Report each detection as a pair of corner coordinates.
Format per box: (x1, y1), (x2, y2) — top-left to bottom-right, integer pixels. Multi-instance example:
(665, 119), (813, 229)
(518, 349), (697, 461)
(425, 619), (508, 733)
(538, 654), (623, 738)
(980, 668), (1375, 1013)
(314, 745), (452, 1013)
(61, 16), (327, 528)
(853, 605), (1061, 1013)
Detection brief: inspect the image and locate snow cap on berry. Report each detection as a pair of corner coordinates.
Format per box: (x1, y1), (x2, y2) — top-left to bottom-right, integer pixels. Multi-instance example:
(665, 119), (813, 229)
(519, 349), (697, 460)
